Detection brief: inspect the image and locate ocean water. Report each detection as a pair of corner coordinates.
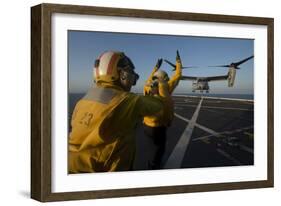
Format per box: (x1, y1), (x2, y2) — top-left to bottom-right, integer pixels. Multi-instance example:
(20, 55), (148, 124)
(68, 92), (253, 128)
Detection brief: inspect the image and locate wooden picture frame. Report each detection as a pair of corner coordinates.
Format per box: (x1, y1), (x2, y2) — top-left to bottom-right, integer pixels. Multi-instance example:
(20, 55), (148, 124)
(31, 3), (274, 202)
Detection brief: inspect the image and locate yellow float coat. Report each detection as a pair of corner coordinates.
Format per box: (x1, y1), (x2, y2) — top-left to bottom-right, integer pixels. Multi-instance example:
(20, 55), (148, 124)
(68, 84), (165, 173)
(143, 61), (182, 127)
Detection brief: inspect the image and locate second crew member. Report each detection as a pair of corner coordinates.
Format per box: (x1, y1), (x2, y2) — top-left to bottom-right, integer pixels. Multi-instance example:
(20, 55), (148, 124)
(143, 51), (182, 169)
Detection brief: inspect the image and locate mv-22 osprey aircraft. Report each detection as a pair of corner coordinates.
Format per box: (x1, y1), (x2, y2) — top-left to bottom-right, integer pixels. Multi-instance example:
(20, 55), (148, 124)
(165, 55), (254, 93)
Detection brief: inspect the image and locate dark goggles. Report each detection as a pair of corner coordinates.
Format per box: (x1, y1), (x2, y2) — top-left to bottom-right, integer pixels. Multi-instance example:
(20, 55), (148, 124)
(118, 54), (139, 85)
(124, 69), (139, 85)
(132, 72), (139, 85)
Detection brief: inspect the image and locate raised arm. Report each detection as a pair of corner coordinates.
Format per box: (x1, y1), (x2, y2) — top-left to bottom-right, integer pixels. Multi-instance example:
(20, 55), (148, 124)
(143, 59), (163, 95)
(168, 51), (182, 94)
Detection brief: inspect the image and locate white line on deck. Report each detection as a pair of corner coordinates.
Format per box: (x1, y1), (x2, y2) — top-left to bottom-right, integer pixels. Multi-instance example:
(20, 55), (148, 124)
(164, 98), (203, 169)
(174, 113), (221, 138)
(193, 126), (254, 141)
(174, 104), (253, 111)
(201, 106), (253, 112)
(173, 95), (254, 103)
(216, 149), (242, 165)
(174, 113), (253, 161)
(239, 145), (254, 154)
(192, 126), (254, 154)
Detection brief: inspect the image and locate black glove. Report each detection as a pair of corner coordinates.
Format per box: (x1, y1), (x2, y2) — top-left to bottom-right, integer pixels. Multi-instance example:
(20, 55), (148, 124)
(176, 50), (181, 62)
(156, 58), (163, 68)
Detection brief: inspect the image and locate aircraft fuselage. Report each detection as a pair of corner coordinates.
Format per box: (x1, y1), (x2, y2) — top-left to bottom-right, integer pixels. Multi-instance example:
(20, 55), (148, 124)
(192, 80), (209, 93)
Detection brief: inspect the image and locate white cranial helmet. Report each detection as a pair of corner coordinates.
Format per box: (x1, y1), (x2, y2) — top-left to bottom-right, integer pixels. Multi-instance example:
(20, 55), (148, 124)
(93, 51), (138, 84)
(153, 70), (169, 81)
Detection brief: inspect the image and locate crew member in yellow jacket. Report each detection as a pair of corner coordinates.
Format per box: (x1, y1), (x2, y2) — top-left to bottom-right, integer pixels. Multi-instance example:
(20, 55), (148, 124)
(68, 51), (170, 173)
(143, 51), (182, 169)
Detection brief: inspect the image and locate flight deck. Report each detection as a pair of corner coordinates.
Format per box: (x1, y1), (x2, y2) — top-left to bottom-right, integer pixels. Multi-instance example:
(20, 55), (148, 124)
(134, 95), (254, 170)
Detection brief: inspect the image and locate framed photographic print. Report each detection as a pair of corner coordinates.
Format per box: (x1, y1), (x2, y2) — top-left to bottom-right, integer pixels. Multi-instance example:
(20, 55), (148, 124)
(31, 3), (274, 202)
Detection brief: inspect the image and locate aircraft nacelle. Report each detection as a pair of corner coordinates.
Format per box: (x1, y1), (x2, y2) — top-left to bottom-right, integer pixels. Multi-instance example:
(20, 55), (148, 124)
(228, 67), (236, 87)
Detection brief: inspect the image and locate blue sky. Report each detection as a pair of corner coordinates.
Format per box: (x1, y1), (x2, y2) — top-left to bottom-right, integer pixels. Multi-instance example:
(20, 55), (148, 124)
(68, 30), (254, 94)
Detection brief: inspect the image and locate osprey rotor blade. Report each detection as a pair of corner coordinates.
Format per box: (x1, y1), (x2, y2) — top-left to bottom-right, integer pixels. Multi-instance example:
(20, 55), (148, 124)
(208, 65), (230, 68)
(164, 59), (176, 69)
(208, 55), (254, 69)
(165, 59), (197, 71)
(182, 66), (198, 69)
(233, 55), (254, 67)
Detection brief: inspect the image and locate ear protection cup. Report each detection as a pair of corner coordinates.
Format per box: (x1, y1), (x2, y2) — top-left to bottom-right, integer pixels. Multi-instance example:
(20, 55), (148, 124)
(120, 70), (127, 80)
